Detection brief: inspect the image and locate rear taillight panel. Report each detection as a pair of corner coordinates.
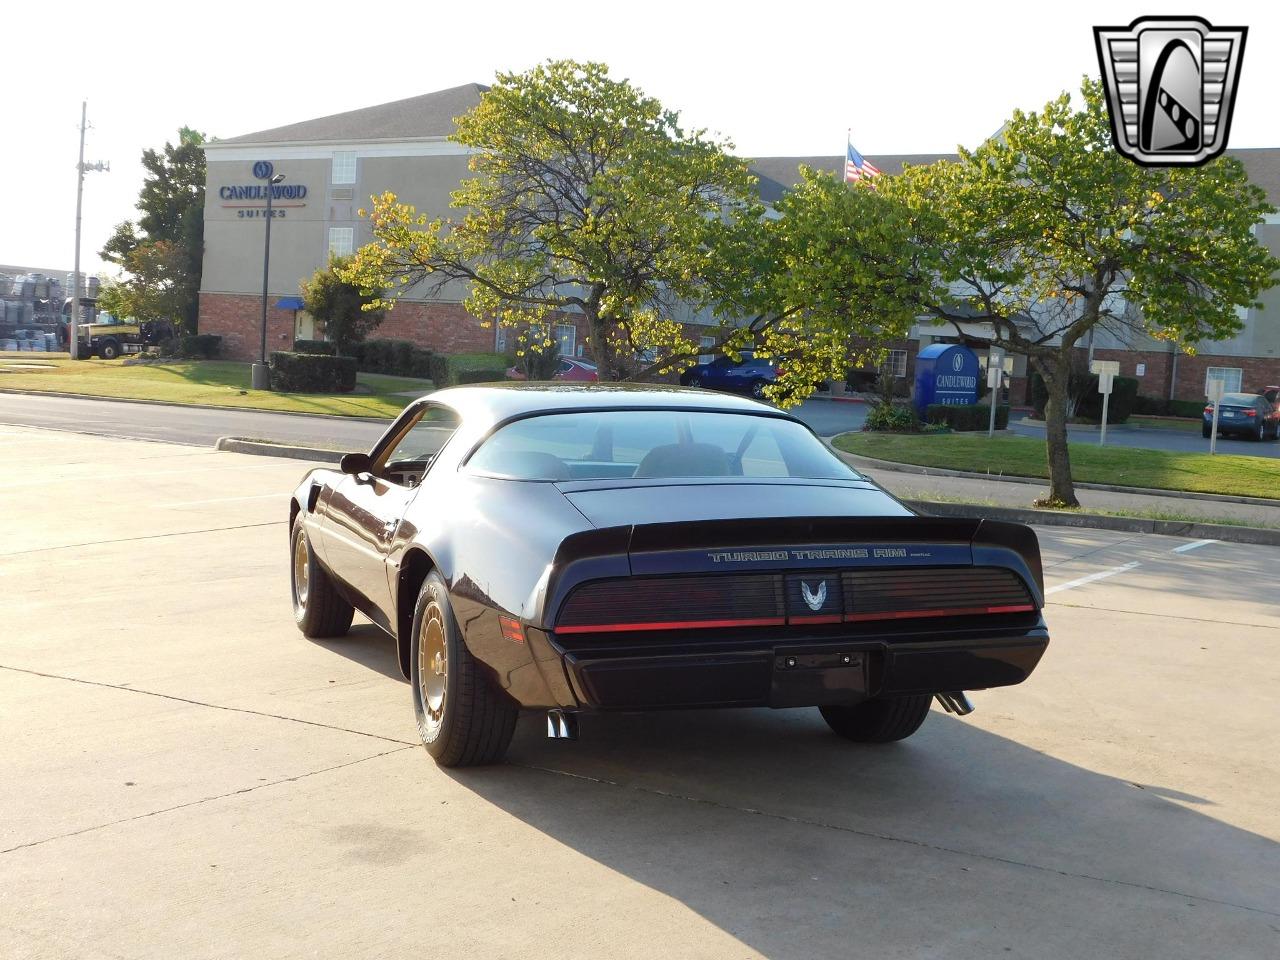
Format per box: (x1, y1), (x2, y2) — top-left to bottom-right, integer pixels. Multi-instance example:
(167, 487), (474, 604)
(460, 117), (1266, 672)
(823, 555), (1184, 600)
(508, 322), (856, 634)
(555, 568), (1035, 635)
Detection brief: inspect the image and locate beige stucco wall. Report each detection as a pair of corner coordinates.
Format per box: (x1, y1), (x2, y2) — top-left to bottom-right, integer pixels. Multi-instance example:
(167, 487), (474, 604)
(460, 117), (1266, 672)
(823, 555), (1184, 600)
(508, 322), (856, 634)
(199, 150), (475, 302)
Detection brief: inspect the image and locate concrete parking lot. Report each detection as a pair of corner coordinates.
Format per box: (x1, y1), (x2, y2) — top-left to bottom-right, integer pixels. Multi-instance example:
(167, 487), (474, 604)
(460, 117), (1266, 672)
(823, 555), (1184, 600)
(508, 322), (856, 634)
(2, 423), (1277, 959)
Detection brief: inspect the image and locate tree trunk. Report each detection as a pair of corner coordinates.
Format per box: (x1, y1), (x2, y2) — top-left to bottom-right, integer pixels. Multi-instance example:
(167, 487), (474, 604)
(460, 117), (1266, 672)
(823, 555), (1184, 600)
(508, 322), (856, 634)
(585, 309), (622, 381)
(1037, 355), (1079, 508)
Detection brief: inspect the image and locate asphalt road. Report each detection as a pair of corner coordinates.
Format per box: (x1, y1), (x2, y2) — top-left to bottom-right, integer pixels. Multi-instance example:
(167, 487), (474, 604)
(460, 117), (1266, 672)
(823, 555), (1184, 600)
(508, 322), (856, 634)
(2, 424), (1276, 959)
(0, 391), (869, 448)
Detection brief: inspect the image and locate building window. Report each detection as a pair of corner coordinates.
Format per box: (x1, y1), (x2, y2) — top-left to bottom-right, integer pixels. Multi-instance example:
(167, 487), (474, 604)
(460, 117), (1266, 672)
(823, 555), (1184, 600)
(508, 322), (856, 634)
(554, 323), (576, 357)
(1205, 366), (1242, 395)
(328, 227), (354, 257)
(699, 336), (716, 363)
(882, 349), (908, 378)
(332, 151), (357, 185)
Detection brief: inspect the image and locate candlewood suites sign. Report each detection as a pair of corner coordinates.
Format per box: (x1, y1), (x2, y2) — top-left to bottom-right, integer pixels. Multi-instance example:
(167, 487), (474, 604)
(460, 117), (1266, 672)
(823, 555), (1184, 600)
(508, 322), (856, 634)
(218, 163), (308, 218)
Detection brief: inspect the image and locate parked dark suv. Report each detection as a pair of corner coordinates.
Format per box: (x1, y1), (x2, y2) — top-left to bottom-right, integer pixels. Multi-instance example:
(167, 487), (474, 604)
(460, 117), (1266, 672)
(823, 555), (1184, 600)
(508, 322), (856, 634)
(680, 353), (781, 398)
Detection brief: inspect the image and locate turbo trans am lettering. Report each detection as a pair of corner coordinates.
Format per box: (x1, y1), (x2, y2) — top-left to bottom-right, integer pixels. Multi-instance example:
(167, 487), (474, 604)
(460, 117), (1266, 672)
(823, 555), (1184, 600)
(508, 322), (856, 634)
(708, 546), (924, 563)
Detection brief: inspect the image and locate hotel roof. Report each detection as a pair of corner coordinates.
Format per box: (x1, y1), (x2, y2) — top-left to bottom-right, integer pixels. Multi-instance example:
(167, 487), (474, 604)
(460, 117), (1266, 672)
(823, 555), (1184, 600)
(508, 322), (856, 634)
(209, 85), (1280, 204)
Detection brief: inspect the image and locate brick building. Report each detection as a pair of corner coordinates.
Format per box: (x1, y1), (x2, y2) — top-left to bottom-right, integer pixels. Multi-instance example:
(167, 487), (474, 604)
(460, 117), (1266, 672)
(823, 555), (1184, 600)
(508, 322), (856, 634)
(198, 87), (1280, 401)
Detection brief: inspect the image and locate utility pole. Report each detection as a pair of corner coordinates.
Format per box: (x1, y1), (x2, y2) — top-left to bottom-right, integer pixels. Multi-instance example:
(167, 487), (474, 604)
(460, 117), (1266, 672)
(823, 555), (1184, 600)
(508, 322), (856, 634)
(70, 100), (109, 360)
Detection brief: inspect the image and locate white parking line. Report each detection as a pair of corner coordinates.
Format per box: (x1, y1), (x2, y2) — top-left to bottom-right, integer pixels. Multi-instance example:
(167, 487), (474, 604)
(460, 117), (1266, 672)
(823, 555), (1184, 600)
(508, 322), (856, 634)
(1172, 539), (1219, 554)
(1045, 561), (1141, 596)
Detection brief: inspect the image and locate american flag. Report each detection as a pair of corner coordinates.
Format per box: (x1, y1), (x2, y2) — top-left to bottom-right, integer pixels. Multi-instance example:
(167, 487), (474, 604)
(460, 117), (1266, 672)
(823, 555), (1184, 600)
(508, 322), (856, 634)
(845, 139), (881, 183)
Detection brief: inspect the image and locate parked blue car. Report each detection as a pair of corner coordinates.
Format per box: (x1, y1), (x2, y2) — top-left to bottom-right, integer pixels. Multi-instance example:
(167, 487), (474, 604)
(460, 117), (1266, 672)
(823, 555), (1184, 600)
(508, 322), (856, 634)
(680, 353), (782, 398)
(1202, 392), (1280, 440)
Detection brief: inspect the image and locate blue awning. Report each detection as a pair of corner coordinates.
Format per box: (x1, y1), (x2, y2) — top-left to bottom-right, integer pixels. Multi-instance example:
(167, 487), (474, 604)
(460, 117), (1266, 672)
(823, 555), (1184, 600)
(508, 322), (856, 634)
(275, 296), (305, 311)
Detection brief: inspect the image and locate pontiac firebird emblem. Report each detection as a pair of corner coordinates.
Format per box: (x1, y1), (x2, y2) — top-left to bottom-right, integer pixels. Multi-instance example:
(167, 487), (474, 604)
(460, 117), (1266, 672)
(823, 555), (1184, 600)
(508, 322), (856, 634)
(801, 581), (827, 611)
(1094, 16), (1247, 167)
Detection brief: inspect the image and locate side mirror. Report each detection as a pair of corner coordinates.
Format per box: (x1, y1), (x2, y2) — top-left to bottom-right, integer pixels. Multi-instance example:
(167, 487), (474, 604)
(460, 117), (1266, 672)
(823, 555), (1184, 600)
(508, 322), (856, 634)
(339, 452), (373, 476)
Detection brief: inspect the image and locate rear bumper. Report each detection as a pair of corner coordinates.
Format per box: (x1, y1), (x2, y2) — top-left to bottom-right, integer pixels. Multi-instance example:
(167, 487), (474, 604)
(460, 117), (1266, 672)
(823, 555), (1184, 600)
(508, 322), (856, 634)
(540, 622), (1049, 711)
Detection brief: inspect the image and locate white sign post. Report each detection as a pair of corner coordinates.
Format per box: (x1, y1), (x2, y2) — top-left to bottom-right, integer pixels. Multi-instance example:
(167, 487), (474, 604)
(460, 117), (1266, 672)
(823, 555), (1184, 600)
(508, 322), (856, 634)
(1206, 377), (1225, 455)
(1090, 360), (1120, 446)
(986, 350), (1004, 439)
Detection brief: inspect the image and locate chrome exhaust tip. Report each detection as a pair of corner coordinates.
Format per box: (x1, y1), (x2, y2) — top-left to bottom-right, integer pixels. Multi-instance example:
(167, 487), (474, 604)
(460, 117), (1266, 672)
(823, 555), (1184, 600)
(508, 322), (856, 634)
(546, 709), (579, 741)
(935, 692), (975, 716)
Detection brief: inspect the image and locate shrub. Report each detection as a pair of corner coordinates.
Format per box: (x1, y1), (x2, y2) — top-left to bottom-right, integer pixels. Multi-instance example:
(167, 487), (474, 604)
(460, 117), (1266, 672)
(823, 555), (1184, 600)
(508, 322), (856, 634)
(1133, 395), (1209, 419)
(179, 333), (221, 359)
(1076, 375), (1138, 423)
(926, 403), (1009, 431)
(292, 338), (335, 355)
(268, 352), (357, 393)
(430, 352), (510, 387)
(1031, 372), (1138, 423)
(454, 367), (509, 385)
(352, 338), (435, 378)
(863, 402), (920, 433)
(845, 368), (879, 392)
(1171, 398), (1209, 418)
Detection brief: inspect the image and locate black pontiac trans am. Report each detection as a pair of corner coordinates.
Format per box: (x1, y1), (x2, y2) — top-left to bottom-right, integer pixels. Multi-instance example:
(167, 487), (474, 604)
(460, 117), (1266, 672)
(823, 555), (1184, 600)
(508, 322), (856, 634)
(288, 384), (1049, 766)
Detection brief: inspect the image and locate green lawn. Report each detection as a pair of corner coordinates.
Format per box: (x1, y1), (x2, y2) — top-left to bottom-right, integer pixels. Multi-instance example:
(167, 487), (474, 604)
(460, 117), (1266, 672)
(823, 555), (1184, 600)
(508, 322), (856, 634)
(832, 431), (1280, 500)
(0, 356), (431, 418)
(1130, 415), (1203, 433)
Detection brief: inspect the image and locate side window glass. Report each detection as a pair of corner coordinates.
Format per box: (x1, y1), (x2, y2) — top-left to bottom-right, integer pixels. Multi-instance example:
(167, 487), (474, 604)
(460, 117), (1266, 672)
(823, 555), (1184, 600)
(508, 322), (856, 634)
(380, 405), (460, 487)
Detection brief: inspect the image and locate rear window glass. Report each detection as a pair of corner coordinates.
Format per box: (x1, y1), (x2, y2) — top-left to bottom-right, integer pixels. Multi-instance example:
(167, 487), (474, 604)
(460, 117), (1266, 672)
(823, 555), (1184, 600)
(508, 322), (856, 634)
(1221, 394), (1259, 405)
(466, 410), (858, 481)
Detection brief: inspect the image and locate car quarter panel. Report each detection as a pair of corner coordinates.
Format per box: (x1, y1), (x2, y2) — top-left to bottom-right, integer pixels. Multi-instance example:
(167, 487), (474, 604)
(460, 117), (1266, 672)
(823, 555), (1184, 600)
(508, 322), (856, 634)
(391, 471), (597, 706)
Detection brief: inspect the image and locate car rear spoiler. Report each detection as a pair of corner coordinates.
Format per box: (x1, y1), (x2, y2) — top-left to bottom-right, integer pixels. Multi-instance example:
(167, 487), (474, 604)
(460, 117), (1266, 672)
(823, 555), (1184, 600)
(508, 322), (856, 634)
(540, 516), (1044, 627)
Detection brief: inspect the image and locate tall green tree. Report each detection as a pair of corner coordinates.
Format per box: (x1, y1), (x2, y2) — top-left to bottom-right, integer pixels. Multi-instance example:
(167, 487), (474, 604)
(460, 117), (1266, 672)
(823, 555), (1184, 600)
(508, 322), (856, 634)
(101, 127), (207, 332)
(342, 60), (767, 381)
(95, 241), (191, 326)
(879, 79), (1278, 506)
(343, 61), (914, 390)
(301, 256), (384, 355)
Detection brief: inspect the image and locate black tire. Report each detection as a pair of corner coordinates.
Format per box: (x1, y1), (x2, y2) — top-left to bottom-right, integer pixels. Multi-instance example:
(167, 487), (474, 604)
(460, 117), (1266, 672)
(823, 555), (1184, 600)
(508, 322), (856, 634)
(687, 375), (702, 388)
(290, 516), (354, 638)
(98, 339), (121, 360)
(749, 379), (767, 399)
(410, 571), (518, 767)
(1202, 424), (1211, 439)
(819, 695), (932, 743)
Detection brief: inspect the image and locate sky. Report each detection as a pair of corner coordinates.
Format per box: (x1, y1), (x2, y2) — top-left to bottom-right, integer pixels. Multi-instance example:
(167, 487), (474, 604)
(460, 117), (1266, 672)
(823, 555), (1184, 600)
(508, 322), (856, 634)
(4, 0), (1276, 276)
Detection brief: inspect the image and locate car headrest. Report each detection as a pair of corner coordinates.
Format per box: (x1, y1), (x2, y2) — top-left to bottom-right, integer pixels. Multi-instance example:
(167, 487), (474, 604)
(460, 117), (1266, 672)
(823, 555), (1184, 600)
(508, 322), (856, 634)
(500, 450), (571, 481)
(633, 442), (730, 479)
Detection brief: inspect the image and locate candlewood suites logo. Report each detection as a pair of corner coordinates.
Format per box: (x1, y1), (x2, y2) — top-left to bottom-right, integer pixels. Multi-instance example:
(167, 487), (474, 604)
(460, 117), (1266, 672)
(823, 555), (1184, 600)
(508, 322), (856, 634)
(1094, 16), (1247, 167)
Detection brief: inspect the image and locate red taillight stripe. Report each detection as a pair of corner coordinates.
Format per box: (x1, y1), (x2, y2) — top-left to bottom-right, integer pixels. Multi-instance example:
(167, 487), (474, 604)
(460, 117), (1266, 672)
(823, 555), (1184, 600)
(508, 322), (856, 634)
(498, 616), (525, 643)
(553, 604), (1035, 634)
(844, 604), (1035, 622)
(554, 616), (787, 635)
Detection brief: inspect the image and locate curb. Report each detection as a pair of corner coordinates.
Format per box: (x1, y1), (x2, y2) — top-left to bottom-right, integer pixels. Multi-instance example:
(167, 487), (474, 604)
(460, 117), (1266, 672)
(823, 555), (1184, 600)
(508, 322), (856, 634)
(0, 387), (400, 423)
(904, 499), (1280, 547)
(807, 394), (867, 404)
(830, 444), (1280, 508)
(215, 437), (344, 463)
